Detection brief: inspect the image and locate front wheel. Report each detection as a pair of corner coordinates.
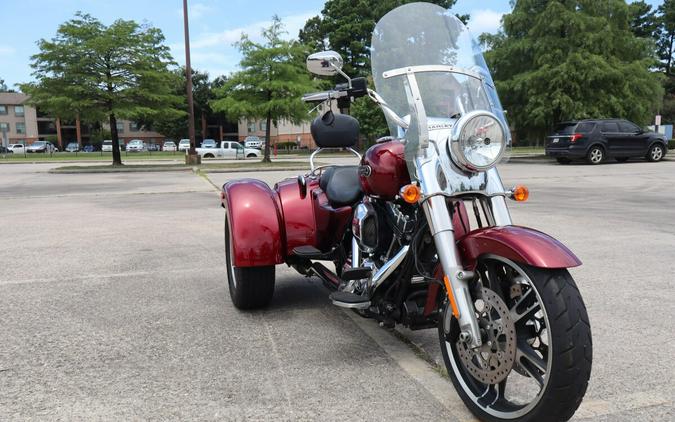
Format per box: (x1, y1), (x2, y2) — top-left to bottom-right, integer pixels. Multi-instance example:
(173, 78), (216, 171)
(646, 143), (665, 162)
(246, 153), (257, 158)
(224, 215), (275, 309)
(439, 256), (592, 422)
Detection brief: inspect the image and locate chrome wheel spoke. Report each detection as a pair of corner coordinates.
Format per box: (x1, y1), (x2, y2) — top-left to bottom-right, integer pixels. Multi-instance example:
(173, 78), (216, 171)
(517, 344), (546, 387)
(512, 299), (540, 323)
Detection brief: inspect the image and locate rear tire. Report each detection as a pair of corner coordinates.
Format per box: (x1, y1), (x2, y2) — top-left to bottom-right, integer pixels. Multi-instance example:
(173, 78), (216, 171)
(646, 143), (665, 162)
(204, 153), (214, 158)
(439, 257), (592, 422)
(224, 215), (275, 309)
(555, 157), (571, 164)
(586, 146), (604, 164)
(247, 153), (256, 158)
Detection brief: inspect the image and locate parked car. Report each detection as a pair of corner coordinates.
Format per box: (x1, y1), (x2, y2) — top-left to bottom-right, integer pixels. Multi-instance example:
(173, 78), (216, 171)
(147, 143), (160, 152)
(546, 119), (668, 164)
(27, 141), (56, 153)
(201, 139), (217, 148)
(102, 140), (114, 152)
(65, 142), (80, 152)
(126, 139), (146, 152)
(82, 144), (95, 153)
(163, 140), (177, 152)
(7, 144), (25, 154)
(196, 141), (261, 159)
(244, 136), (264, 149)
(178, 139), (190, 152)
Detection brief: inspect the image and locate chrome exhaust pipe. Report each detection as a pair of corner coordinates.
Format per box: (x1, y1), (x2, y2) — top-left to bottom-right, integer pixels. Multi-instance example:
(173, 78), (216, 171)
(371, 245), (410, 290)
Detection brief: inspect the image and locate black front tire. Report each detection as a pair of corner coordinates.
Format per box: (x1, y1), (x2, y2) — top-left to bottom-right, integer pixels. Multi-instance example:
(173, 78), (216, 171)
(646, 143), (665, 162)
(247, 153), (257, 158)
(439, 260), (592, 422)
(224, 215), (275, 309)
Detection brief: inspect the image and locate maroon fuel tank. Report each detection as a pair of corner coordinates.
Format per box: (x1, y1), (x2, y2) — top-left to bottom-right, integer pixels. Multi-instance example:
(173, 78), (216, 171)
(359, 140), (411, 200)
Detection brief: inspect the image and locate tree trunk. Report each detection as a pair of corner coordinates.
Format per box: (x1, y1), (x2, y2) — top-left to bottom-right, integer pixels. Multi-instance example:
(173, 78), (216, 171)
(109, 113), (122, 166)
(668, 33), (674, 76)
(263, 112), (272, 163)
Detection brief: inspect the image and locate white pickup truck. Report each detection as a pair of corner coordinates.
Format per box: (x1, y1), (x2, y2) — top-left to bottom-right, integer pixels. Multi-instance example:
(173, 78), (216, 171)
(196, 141), (261, 159)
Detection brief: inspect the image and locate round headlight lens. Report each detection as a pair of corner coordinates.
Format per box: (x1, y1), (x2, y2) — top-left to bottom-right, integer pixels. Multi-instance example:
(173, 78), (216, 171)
(449, 111), (506, 172)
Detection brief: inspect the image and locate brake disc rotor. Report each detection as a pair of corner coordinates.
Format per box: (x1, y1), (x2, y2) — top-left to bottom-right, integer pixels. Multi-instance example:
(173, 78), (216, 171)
(456, 287), (517, 385)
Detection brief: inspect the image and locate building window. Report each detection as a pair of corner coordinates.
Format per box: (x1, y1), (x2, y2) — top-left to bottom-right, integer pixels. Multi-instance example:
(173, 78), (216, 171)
(14, 105), (24, 117)
(0, 105), (7, 115)
(129, 122), (142, 131)
(259, 121), (267, 131)
(116, 122), (124, 134)
(16, 122), (26, 134)
(247, 120), (255, 133)
(0, 122), (9, 132)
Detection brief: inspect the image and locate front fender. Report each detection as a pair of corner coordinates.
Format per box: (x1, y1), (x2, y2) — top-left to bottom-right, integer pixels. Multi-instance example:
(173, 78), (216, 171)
(222, 179), (285, 267)
(457, 226), (581, 269)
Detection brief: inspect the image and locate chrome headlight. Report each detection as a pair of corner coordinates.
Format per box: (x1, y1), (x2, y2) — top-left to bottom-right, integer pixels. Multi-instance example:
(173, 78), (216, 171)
(449, 110), (507, 172)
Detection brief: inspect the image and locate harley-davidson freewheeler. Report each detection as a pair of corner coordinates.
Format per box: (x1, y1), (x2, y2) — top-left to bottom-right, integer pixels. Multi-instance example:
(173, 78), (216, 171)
(221, 3), (592, 421)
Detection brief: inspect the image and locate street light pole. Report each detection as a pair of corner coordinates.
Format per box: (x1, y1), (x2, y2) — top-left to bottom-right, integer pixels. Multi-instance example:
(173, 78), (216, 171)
(183, 0), (200, 164)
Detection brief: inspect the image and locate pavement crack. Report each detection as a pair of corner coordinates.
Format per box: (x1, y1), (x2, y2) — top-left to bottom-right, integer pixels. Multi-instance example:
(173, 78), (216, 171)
(261, 314), (294, 418)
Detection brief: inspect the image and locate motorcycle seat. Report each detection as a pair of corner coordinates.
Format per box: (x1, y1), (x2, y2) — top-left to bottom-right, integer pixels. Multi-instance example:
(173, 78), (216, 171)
(319, 166), (363, 208)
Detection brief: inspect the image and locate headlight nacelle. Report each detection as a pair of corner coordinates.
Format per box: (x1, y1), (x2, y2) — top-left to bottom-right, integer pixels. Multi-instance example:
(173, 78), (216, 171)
(449, 111), (507, 173)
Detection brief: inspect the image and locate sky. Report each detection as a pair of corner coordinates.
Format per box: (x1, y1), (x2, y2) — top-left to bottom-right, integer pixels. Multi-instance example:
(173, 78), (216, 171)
(0, 0), (664, 89)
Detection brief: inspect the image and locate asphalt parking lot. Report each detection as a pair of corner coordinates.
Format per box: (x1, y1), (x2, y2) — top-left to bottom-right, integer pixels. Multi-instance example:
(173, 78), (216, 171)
(1, 158), (674, 421)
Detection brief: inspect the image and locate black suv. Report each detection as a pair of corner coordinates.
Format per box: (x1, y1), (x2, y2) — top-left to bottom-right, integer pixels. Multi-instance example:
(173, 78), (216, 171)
(545, 119), (668, 164)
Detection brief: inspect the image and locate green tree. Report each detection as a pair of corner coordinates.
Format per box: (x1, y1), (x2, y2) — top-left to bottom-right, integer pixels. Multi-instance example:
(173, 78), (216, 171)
(483, 0), (663, 144)
(20, 13), (182, 165)
(629, 1), (660, 40)
(211, 16), (319, 162)
(139, 67), (222, 141)
(0, 78), (7, 92)
(657, 0), (675, 75)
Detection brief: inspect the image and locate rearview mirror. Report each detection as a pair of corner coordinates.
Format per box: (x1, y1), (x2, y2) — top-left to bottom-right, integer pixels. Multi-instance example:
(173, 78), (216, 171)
(306, 51), (343, 76)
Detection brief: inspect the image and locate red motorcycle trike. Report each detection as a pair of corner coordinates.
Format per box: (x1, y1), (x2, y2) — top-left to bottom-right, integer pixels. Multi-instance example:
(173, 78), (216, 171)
(221, 3), (592, 421)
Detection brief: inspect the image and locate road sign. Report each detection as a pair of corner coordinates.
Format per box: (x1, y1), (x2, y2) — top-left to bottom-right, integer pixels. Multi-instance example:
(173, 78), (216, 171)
(655, 115), (662, 126)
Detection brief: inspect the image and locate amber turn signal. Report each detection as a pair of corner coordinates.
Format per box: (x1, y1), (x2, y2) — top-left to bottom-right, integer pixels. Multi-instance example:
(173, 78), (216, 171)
(400, 184), (421, 204)
(511, 185), (529, 202)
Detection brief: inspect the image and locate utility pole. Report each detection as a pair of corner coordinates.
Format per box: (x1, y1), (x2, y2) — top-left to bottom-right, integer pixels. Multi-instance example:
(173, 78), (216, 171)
(183, 0), (200, 165)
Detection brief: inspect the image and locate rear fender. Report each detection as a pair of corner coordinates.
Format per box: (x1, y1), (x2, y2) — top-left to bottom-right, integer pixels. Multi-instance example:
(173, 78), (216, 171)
(457, 225), (581, 269)
(222, 179), (285, 267)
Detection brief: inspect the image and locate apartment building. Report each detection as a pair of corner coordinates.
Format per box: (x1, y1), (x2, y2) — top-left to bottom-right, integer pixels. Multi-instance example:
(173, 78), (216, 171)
(0, 92), (39, 144)
(239, 118), (315, 148)
(1, 92), (165, 147)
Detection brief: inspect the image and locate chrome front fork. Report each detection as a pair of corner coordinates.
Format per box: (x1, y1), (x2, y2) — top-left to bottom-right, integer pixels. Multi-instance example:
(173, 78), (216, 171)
(417, 159), (483, 348)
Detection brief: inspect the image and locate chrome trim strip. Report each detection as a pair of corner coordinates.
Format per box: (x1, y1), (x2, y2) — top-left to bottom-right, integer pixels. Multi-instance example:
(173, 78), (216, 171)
(383, 65), (483, 81)
(372, 245), (410, 289)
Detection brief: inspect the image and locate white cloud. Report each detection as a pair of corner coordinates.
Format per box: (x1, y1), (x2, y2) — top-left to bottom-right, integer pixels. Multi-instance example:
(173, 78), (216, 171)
(176, 2), (212, 20)
(188, 11), (316, 49)
(170, 11), (317, 79)
(468, 9), (504, 35)
(0, 46), (15, 55)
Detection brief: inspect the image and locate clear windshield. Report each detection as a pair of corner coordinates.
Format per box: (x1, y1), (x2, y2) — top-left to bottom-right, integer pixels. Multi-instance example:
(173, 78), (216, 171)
(371, 2), (508, 169)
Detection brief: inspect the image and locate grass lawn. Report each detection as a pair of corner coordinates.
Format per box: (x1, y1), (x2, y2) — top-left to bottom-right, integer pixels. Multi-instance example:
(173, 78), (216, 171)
(0, 151), (186, 162)
(510, 146), (545, 154)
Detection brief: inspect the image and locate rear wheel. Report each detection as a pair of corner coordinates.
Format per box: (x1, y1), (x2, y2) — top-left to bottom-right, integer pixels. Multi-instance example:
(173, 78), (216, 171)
(224, 215), (275, 309)
(555, 158), (571, 164)
(247, 153), (257, 158)
(586, 146), (604, 164)
(204, 153), (214, 158)
(439, 256), (592, 422)
(646, 143), (665, 162)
